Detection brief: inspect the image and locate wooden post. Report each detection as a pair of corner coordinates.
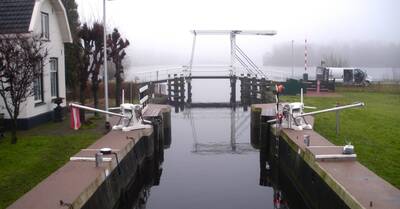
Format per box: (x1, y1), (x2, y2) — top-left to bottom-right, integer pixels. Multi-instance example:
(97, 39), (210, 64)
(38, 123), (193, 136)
(230, 75), (237, 110)
(187, 75), (192, 105)
(251, 76), (257, 104)
(179, 74), (185, 111)
(260, 77), (267, 103)
(239, 74), (244, 108)
(167, 74), (172, 104)
(243, 75), (250, 111)
(173, 74), (179, 113)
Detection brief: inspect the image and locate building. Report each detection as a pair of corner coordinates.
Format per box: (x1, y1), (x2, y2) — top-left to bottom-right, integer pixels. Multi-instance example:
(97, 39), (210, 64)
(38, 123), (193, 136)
(0, 0), (72, 129)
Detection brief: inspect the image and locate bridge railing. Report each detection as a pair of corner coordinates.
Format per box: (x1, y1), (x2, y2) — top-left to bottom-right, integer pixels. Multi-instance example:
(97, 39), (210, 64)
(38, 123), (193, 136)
(127, 65), (272, 83)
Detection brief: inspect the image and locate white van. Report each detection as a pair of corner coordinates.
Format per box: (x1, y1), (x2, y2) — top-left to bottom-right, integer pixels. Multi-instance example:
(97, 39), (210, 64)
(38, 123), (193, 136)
(316, 67), (372, 85)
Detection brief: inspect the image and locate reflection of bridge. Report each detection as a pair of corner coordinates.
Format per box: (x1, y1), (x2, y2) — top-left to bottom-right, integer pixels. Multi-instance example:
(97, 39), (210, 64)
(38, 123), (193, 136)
(133, 30), (277, 111)
(182, 108), (255, 155)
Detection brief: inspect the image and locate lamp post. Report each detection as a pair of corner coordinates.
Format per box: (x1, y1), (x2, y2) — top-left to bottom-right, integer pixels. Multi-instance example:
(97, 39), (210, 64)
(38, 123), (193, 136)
(103, 0), (110, 128)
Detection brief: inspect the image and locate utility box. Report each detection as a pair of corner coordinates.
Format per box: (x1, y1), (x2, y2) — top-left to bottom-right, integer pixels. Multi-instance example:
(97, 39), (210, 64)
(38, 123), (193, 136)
(303, 73), (308, 81)
(283, 79), (307, 95)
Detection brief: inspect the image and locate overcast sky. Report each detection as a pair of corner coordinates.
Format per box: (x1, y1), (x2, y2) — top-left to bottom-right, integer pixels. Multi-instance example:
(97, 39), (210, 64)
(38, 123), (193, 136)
(76, 0), (400, 66)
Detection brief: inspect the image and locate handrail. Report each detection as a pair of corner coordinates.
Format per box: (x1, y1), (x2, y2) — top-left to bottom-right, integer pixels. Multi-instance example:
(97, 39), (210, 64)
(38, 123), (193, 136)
(234, 54), (257, 75)
(235, 45), (266, 77)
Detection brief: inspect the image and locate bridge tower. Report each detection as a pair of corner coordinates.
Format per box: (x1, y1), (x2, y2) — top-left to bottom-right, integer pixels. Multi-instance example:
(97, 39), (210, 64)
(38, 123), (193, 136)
(188, 30), (277, 109)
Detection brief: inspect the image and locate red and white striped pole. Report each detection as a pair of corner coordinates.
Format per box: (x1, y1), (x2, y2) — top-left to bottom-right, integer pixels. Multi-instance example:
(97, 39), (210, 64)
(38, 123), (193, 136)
(304, 38), (307, 72)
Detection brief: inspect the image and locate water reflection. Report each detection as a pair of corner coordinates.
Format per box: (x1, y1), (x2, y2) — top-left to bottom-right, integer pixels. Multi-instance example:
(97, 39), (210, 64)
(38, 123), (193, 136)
(257, 123), (309, 209)
(116, 144), (164, 209)
(119, 108), (308, 209)
(184, 108), (255, 154)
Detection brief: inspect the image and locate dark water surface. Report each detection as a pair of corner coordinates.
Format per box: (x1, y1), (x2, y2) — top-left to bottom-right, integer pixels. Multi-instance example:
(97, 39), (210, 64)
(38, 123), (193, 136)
(121, 108), (308, 209)
(148, 108), (274, 209)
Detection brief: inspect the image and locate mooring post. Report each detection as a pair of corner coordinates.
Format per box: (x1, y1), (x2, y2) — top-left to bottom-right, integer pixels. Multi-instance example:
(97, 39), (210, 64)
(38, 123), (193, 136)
(167, 74), (172, 104)
(251, 76), (257, 104)
(230, 75), (237, 110)
(173, 74), (179, 113)
(187, 76), (192, 104)
(260, 77), (267, 103)
(239, 74), (244, 107)
(243, 74), (250, 111)
(179, 74), (185, 111)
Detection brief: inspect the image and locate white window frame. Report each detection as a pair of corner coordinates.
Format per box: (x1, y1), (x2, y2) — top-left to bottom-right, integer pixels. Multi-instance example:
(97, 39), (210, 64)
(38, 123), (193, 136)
(34, 62), (44, 103)
(50, 58), (59, 98)
(41, 12), (49, 40)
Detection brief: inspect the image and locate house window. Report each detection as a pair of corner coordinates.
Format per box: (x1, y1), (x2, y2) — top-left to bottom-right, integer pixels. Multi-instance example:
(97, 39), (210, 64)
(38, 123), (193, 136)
(34, 62), (44, 102)
(50, 58), (59, 98)
(41, 12), (49, 40)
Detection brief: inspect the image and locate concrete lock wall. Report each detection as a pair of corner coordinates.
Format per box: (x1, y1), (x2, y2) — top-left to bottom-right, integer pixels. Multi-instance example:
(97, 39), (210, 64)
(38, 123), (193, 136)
(252, 104), (400, 209)
(81, 116), (167, 209)
(275, 135), (350, 209)
(252, 107), (349, 209)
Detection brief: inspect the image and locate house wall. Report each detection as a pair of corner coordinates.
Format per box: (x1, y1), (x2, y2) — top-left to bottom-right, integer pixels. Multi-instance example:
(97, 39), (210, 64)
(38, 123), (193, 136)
(0, 0), (67, 129)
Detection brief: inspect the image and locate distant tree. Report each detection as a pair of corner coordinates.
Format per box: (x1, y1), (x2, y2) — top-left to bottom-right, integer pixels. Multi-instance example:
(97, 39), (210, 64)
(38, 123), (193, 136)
(107, 29), (130, 106)
(323, 53), (349, 67)
(61, 0), (81, 100)
(61, 0), (80, 36)
(0, 35), (48, 144)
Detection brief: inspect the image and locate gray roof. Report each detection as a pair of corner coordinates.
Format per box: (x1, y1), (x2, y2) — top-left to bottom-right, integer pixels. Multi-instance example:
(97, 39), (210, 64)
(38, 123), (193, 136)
(0, 0), (35, 34)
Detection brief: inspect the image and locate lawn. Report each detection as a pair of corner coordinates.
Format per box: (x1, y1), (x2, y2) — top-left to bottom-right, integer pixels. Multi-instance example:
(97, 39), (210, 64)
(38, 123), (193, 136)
(0, 115), (105, 209)
(283, 85), (400, 189)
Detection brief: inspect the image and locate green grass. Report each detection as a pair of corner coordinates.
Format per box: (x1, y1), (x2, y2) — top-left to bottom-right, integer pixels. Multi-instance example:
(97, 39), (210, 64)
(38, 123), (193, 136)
(283, 87), (400, 188)
(0, 116), (105, 209)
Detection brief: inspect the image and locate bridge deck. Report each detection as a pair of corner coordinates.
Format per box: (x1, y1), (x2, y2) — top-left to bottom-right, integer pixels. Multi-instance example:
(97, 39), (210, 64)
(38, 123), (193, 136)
(138, 75), (271, 85)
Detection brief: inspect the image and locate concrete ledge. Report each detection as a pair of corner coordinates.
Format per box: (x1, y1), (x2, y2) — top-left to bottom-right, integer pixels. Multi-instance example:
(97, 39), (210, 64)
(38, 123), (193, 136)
(7, 104), (171, 209)
(7, 124), (153, 209)
(252, 103), (400, 209)
(306, 146), (357, 162)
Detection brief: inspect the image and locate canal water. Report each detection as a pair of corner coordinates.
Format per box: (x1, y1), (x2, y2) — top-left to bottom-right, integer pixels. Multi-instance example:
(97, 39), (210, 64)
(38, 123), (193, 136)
(119, 108), (309, 209)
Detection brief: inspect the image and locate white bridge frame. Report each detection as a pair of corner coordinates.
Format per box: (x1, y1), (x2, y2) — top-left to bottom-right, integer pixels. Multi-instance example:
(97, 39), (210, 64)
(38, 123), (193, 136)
(131, 30), (277, 82)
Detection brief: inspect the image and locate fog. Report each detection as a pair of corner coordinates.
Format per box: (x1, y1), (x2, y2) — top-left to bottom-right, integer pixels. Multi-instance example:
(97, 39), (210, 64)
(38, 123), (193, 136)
(264, 41), (400, 67)
(76, 0), (400, 67)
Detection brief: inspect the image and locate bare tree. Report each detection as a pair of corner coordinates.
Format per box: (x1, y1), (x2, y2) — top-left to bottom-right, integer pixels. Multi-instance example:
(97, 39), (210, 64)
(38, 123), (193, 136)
(0, 34), (48, 144)
(107, 29), (129, 106)
(88, 23), (105, 115)
(76, 22), (106, 119)
(76, 23), (92, 122)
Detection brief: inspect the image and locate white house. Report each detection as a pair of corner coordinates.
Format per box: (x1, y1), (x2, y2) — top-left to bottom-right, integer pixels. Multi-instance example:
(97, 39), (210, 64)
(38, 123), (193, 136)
(0, 0), (72, 129)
